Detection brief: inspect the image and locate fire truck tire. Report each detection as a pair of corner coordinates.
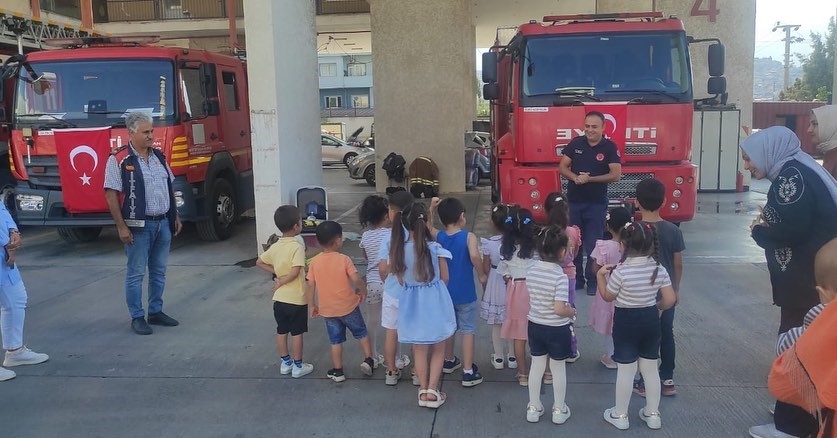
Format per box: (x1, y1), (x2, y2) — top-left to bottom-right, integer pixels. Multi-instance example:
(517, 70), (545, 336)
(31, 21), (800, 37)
(57, 227), (102, 243)
(197, 178), (236, 242)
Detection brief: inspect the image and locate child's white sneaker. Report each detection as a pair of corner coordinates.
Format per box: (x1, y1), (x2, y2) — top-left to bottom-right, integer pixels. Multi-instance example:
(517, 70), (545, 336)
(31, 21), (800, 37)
(507, 354), (518, 369)
(374, 353), (386, 369)
(291, 363), (314, 378)
(639, 407), (662, 430)
(3, 347), (49, 367)
(604, 407), (629, 430)
(395, 354), (411, 370)
(552, 404), (571, 424)
(490, 353), (504, 370)
(526, 404), (544, 423)
(0, 367), (15, 381)
(280, 361), (293, 375)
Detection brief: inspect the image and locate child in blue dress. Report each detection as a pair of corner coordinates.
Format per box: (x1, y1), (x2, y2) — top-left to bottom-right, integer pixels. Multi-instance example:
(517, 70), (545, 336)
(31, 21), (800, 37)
(389, 202), (456, 409)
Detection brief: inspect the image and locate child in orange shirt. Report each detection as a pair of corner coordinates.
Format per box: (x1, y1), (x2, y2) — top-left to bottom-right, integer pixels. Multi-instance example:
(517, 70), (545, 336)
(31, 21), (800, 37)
(307, 221), (375, 383)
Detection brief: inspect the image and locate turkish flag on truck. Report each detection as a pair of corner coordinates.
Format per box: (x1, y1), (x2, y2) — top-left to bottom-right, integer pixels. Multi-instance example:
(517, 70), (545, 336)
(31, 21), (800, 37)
(54, 127), (113, 213)
(585, 104), (627, 161)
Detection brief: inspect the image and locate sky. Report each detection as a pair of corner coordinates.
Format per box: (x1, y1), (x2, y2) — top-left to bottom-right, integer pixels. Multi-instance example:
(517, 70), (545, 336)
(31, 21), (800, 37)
(754, 0), (834, 60)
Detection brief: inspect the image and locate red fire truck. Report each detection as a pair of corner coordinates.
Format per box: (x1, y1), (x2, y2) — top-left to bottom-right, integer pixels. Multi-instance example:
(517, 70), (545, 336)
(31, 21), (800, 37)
(482, 12), (727, 223)
(0, 36), (254, 242)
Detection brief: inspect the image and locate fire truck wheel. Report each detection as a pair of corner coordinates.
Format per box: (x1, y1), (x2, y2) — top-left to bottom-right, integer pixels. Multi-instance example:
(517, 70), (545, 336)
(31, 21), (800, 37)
(57, 227), (102, 243)
(197, 178), (236, 242)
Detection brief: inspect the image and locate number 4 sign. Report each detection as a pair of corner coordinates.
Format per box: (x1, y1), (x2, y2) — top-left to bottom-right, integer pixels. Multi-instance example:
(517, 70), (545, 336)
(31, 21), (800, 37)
(691, 0), (720, 22)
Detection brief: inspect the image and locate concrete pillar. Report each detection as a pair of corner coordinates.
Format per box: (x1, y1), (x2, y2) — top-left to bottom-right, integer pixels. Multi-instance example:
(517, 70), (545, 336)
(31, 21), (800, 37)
(370, 0), (474, 193)
(244, 0), (322, 248)
(656, 0), (755, 131)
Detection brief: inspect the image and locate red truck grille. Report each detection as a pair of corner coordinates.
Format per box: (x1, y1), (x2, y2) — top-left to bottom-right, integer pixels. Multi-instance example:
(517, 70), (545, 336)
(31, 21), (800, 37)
(561, 172), (653, 200)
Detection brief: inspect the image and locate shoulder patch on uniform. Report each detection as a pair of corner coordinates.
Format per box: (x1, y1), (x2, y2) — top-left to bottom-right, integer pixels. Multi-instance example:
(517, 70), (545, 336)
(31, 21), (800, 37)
(774, 166), (804, 205)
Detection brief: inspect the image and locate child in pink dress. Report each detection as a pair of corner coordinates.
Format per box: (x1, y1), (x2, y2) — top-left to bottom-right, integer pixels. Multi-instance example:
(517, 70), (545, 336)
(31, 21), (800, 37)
(589, 207), (632, 369)
(480, 204), (515, 370)
(498, 206), (537, 386)
(546, 192), (582, 362)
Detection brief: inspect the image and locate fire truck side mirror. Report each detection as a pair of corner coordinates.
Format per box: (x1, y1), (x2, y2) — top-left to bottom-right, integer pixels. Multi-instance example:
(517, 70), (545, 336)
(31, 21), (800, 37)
(481, 52), (498, 83)
(708, 43), (725, 77)
(707, 76), (727, 96)
(483, 83), (499, 101)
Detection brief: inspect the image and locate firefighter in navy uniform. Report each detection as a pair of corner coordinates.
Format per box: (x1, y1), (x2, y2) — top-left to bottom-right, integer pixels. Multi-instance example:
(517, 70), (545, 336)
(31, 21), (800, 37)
(104, 112), (182, 335)
(558, 111), (622, 296)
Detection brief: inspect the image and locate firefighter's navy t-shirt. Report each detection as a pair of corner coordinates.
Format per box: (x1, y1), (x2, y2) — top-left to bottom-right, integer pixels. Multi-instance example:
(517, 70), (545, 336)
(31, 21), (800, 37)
(562, 136), (621, 204)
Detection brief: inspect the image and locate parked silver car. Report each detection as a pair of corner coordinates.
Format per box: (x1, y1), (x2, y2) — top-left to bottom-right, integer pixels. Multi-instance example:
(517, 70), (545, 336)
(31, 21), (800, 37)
(321, 133), (371, 166)
(347, 149), (376, 186)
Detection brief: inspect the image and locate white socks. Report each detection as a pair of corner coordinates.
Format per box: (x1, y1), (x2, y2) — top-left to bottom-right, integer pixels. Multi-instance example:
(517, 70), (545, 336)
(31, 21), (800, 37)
(528, 355), (548, 409)
(615, 361), (638, 415)
(638, 358), (661, 413)
(528, 355), (568, 410)
(549, 358), (567, 409)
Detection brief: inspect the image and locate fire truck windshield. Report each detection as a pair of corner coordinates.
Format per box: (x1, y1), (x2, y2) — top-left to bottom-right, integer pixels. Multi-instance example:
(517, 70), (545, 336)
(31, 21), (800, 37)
(520, 32), (692, 104)
(13, 59), (176, 128)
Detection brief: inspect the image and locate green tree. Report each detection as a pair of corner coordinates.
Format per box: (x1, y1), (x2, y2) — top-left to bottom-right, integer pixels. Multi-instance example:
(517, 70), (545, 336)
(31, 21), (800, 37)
(780, 16), (835, 102)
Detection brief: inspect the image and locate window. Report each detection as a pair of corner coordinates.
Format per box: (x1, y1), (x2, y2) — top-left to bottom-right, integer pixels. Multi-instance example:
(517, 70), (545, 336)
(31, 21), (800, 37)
(321, 135), (341, 146)
(13, 59), (176, 127)
(319, 63), (337, 77)
(351, 95), (369, 108)
(222, 71), (239, 111)
(180, 68), (207, 119)
(325, 96), (342, 108)
(40, 0), (81, 20)
(347, 63), (367, 77)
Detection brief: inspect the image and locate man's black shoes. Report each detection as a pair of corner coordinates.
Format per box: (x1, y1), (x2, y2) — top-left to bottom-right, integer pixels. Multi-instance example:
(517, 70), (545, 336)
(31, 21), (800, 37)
(148, 311), (179, 327)
(131, 317), (153, 335)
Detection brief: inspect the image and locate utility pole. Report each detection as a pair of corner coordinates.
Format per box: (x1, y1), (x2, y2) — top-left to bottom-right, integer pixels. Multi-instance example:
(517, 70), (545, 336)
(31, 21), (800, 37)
(832, 10), (836, 103)
(773, 22), (803, 91)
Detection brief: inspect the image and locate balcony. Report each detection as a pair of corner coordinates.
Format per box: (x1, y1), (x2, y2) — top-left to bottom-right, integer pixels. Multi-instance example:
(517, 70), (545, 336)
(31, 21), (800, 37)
(99, 0), (243, 23)
(321, 106), (374, 118)
(316, 0), (369, 15)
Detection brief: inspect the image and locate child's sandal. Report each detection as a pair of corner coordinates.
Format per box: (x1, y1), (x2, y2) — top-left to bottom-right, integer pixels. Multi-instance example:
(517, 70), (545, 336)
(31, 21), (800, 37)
(424, 389), (446, 409)
(517, 373), (529, 387)
(418, 389), (430, 407)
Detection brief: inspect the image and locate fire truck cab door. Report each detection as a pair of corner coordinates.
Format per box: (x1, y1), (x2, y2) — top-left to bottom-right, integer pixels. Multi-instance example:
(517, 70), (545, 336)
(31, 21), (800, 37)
(218, 67), (249, 170)
(179, 62), (222, 157)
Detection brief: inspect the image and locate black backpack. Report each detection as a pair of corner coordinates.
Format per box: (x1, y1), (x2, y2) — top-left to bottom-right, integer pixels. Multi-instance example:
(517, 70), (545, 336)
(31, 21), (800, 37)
(382, 152), (406, 183)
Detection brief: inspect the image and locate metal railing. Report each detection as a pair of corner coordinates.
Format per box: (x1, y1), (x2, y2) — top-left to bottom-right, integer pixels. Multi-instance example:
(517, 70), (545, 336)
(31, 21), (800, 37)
(321, 107), (374, 118)
(315, 0), (369, 15)
(99, 0), (243, 23)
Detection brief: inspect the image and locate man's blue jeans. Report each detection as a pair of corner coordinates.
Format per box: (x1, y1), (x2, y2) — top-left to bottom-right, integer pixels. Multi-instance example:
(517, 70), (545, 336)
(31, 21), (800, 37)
(125, 218), (171, 319)
(570, 202), (608, 288)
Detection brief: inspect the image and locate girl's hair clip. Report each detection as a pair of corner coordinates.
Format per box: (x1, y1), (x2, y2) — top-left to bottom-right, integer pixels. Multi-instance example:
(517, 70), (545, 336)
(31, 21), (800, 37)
(492, 206), (500, 212)
(504, 217), (513, 223)
(523, 217), (532, 225)
(623, 222), (632, 230)
(605, 213), (611, 221)
(417, 214), (426, 221)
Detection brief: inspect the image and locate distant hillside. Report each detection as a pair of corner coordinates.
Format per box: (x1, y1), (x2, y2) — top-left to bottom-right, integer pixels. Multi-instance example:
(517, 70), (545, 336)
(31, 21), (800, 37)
(754, 57), (803, 101)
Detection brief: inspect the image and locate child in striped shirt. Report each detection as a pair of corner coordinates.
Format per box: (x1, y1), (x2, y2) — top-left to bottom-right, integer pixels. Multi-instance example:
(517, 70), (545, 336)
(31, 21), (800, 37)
(597, 221), (676, 432)
(524, 225), (576, 425)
